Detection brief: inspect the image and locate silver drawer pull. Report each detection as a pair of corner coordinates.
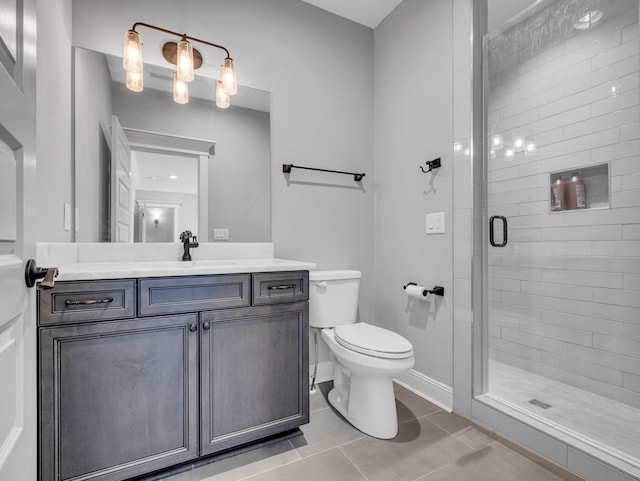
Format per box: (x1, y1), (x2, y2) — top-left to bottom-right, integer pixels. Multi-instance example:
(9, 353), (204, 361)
(64, 297), (114, 306)
(268, 284), (297, 290)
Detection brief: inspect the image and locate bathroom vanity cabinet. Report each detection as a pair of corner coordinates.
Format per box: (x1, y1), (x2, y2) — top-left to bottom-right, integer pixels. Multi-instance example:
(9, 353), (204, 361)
(38, 271), (309, 481)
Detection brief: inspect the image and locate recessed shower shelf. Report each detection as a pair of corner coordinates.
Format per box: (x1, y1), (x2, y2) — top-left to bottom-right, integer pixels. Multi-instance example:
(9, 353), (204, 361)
(549, 163), (609, 213)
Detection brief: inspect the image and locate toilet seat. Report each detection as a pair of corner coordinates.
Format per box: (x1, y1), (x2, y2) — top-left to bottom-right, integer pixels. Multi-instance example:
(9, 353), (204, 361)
(334, 323), (413, 359)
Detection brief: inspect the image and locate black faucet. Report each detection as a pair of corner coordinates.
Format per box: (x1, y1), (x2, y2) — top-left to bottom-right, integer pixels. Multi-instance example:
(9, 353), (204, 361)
(179, 231), (199, 261)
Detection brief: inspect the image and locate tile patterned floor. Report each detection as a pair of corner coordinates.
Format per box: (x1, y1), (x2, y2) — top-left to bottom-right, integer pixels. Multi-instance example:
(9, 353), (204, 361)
(489, 360), (640, 467)
(159, 382), (584, 481)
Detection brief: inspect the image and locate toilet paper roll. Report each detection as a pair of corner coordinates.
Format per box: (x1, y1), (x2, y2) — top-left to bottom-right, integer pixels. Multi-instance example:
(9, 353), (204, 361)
(405, 284), (429, 300)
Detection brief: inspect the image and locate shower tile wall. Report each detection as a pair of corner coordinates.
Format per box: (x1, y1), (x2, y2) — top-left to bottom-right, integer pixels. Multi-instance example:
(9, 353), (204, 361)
(486, 3), (640, 409)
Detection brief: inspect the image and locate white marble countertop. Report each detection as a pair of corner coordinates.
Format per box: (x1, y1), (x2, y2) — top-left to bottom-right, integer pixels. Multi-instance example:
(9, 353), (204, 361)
(36, 242), (316, 282)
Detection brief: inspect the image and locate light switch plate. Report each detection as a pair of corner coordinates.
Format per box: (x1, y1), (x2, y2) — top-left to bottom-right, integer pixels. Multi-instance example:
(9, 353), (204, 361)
(63, 202), (71, 231)
(213, 228), (229, 240)
(425, 212), (445, 234)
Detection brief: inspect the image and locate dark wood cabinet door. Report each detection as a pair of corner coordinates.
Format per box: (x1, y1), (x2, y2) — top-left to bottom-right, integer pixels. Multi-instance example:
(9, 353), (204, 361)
(199, 302), (309, 455)
(39, 314), (199, 481)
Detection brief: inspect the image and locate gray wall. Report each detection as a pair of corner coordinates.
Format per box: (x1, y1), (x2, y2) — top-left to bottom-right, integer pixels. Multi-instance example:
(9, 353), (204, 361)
(36, 0), (73, 241)
(374, 0), (454, 388)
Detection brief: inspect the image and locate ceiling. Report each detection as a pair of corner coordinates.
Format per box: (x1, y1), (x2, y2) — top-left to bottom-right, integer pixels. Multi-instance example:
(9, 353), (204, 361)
(301, 0), (402, 28)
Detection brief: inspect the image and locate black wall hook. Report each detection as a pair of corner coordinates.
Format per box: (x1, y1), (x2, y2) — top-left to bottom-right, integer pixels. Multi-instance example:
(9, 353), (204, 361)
(420, 158), (441, 173)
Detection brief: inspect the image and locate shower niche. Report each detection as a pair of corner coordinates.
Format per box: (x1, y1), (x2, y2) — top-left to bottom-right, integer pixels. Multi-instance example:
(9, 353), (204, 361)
(549, 163), (609, 212)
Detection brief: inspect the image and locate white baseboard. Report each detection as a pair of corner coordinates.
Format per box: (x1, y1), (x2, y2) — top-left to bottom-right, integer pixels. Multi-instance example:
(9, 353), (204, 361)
(395, 369), (453, 413)
(310, 363), (453, 413)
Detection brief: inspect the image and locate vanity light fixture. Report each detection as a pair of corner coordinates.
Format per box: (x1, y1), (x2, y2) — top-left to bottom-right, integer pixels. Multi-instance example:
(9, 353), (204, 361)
(122, 22), (238, 106)
(216, 80), (230, 109)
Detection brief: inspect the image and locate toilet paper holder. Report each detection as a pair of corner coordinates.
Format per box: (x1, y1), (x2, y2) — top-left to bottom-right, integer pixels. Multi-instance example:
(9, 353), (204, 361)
(403, 282), (444, 296)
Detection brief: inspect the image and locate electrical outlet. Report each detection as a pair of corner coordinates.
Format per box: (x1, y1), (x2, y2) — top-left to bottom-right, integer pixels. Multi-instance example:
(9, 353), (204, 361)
(213, 228), (229, 241)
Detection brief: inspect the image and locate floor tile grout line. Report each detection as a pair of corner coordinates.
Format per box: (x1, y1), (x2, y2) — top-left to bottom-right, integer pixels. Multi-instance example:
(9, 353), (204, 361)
(231, 439), (302, 481)
(337, 445), (372, 481)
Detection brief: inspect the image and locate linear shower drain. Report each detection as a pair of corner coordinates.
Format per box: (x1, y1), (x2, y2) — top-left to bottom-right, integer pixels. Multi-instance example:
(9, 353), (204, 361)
(528, 398), (552, 409)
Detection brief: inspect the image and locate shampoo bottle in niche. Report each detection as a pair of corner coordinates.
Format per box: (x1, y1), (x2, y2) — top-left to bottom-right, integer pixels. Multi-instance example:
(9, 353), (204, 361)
(551, 176), (566, 211)
(566, 172), (586, 210)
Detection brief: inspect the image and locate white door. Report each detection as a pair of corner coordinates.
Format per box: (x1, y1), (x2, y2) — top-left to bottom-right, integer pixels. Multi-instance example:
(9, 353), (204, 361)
(0, 0), (38, 480)
(111, 116), (133, 242)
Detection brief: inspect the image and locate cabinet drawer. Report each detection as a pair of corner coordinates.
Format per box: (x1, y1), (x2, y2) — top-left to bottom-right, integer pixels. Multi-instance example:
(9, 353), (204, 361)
(139, 274), (250, 316)
(38, 280), (136, 326)
(252, 271), (309, 305)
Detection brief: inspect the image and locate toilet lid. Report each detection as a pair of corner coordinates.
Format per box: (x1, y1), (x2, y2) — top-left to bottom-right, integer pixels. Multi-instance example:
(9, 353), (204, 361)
(334, 323), (413, 359)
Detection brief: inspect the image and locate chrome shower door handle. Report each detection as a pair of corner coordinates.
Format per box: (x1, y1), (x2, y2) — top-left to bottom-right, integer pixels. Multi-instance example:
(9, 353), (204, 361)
(489, 215), (508, 247)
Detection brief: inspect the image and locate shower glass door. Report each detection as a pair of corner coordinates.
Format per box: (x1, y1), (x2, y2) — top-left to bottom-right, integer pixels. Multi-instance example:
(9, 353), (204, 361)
(483, 0), (640, 469)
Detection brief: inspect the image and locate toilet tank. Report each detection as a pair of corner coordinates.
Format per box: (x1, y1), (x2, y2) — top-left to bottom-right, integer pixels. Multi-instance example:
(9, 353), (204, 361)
(309, 270), (361, 328)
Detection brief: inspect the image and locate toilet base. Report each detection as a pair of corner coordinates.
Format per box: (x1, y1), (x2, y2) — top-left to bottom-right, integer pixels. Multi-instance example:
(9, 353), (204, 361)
(328, 371), (399, 439)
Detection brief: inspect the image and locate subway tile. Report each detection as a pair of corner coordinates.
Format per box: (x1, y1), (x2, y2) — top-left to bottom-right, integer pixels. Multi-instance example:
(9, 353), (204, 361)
(540, 351), (623, 386)
(525, 106), (591, 139)
(611, 189), (640, 208)
(488, 277), (521, 292)
(540, 224), (623, 241)
(565, 54), (638, 97)
(567, 344), (640, 376)
(622, 21), (639, 44)
(623, 372), (640, 393)
(537, 127), (621, 161)
(500, 290), (640, 324)
(510, 241), (592, 257)
(621, 172), (640, 190)
(519, 357), (640, 407)
(594, 286), (640, 308)
(518, 201), (549, 216)
(505, 207), (640, 229)
(621, 71), (640, 92)
(508, 228), (541, 242)
(611, 175), (623, 192)
(591, 36), (637, 71)
(623, 273), (640, 290)
(490, 337), (542, 362)
(521, 281), (594, 301)
(539, 310), (640, 341)
(536, 150), (592, 175)
(621, 121), (640, 142)
(539, 268), (623, 288)
(488, 186), (548, 206)
(500, 326), (567, 355)
(592, 88), (639, 117)
(591, 241), (640, 257)
(489, 301), (542, 323)
(490, 173), (547, 194)
(519, 320), (593, 347)
(490, 349), (520, 366)
(489, 265), (541, 281)
(563, 106), (638, 140)
(611, 156), (640, 176)
(594, 334), (640, 359)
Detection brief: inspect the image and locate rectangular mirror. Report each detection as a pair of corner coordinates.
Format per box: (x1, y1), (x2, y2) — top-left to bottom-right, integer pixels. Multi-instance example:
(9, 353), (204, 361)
(74, 47), (271, 243)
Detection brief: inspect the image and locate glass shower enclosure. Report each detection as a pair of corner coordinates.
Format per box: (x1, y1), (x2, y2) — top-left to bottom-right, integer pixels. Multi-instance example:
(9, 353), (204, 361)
(481, 0), (640, 474)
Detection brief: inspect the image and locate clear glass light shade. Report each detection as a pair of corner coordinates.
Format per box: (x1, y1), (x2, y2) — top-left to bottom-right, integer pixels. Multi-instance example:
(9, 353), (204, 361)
(123, 30), (143, 74)
(176, 39), (195, 82)
(216, 80), (230, 108)
(173, 72), (189, 104)
(126, 71), (143, 92)
(221, 57), (237, 96)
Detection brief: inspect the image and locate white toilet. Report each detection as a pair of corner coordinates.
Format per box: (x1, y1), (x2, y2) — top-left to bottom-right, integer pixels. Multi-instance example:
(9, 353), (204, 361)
(309, 269), (415, 439)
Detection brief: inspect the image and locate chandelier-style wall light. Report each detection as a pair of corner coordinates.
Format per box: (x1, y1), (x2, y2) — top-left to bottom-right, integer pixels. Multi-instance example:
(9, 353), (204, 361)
(123, 22), (237, 109)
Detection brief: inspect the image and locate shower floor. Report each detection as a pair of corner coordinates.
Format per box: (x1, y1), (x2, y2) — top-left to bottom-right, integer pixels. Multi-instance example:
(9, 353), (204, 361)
(488, 359), (640, 470)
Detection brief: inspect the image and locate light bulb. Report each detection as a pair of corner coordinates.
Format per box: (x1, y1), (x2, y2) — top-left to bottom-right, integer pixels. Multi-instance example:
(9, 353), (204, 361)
(176, 38), (195, 82)
(524, 141), (537, 156)
(125, 71), (143, 92)
(221, 57), (237, 95)
(513, 137), (525, 152)
(173, 72), (189, 104)
(491, 134), (503, 150)
(505, 148), (515, 159)
(123, 30), (143, 74)
(216, 80), (230, 108)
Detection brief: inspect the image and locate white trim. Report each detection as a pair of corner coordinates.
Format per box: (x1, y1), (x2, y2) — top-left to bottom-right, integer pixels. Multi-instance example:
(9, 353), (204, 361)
(395, 369), (453, 413)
